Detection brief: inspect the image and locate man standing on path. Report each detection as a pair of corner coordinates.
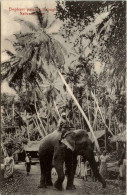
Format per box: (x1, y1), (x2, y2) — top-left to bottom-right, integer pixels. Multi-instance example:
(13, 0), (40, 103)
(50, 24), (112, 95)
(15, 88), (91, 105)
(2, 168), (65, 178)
(25, 153), (32, 176)
(92, 151), (100, 182)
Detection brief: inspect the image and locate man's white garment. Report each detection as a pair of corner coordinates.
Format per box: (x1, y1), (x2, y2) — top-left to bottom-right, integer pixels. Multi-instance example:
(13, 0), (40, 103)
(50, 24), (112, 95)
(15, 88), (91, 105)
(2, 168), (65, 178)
(95, 155), (99, 162)
(25, 156), (30, 163)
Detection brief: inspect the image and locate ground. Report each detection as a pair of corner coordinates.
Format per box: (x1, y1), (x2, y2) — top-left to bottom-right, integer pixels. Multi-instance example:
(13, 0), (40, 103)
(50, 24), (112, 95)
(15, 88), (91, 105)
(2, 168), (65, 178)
(1, 163), (126, 195)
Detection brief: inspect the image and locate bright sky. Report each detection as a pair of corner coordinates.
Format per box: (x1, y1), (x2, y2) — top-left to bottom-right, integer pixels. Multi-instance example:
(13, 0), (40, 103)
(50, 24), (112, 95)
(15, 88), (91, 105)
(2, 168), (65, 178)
(94, 61), (104, 75)
(1, 0), (58, 52)
(1, 80), (17, 95)
(1, 0), (108, 95)
(1, 0), (61, 95)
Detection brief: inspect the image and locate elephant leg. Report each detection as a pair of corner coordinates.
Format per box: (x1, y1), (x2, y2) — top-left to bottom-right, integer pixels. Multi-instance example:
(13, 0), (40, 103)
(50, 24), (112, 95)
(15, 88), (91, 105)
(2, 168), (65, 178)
(45, 162), (53, 186)
(54, 163), (65, 190)
(65, 150), (76, 190)
(73, 154), (78, 176)
(88, 159), (106, 188)
(39, 160), (47, 188)
(53, 143), (65, 190)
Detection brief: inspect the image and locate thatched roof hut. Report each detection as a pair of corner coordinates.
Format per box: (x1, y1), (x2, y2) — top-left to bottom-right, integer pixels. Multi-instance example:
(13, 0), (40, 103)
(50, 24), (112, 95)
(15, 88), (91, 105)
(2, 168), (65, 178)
(24, 141), (41, 152)
(88, 130), (105, 142)
(110, 131), (126, 142)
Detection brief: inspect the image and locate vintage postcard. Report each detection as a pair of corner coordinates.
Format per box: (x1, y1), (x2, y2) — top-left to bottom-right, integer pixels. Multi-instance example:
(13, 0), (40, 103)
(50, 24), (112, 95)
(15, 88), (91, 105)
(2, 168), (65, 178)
(1, 0), (126, 194)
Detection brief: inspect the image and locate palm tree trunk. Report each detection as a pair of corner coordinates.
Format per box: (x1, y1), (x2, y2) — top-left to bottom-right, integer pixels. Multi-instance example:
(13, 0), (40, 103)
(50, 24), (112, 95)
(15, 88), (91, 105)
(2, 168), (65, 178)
(46, 101), (50, 133)
(82, 116), (84, 130)
(12, 103), (14, 124)
(1, 143), (7, 157)
(87, 94), (93, 139)
(79, 111), (82, 129)
(104, 107), (107, 151)
(1, 112), (5, 124)
(109, 111), (111, 133)
(93, 89), (96, 130)
(87, 94), (91, 123)
(72, 103), (75, 125)
(93, 106), (98, 129)
(26, 112), (30, 142)
(91, 91), (114, 136)
(32, 117), (43, 137)
(54, 100), (61, 118)
(5, 108), (9, 119)
(35, 115), (42, 132)
(34, 101), (47, 136)
(58, 70), (100, 152)
(115, 117), (120, 133)
(73, 112), (76, 128)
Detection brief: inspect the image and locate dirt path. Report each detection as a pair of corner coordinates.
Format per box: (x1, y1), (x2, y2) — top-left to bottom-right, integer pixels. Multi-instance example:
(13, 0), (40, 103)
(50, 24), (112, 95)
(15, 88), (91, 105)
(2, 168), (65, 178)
(1, 163), (126, 195)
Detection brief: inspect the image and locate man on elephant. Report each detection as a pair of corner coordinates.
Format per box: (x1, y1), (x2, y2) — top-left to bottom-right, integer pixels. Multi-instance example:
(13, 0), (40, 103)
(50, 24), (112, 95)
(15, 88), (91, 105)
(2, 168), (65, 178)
(57, 112), (71, 141)
(58, 113), (69, 131)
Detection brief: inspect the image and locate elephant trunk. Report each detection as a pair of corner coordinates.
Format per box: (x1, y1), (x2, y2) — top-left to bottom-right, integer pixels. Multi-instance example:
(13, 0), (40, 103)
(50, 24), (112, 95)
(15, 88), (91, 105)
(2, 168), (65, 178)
(87, 155), (106, 188)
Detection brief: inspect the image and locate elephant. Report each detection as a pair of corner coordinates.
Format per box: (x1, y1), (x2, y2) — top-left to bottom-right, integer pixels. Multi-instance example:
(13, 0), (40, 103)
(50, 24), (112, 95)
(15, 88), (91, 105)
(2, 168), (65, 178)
(38, 129), (106, 190)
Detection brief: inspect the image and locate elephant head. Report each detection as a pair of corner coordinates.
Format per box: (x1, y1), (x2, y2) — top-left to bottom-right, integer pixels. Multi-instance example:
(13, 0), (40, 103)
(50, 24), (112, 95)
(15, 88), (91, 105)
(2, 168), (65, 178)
(60, 129), (93, 155)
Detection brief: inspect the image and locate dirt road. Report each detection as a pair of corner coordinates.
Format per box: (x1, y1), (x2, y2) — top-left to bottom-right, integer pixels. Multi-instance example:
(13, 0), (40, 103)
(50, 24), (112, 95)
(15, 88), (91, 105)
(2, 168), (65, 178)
(1, 163), (126, 195)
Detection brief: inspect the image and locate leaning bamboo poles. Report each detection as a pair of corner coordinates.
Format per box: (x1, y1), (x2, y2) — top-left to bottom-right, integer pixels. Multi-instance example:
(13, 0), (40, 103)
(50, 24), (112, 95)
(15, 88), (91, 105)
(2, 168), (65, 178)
(54, 100), (61, 119)
(1, 142), (7, 157)
(58, 70), (101, 152)
(91, 91), (114, 136)
(26, 113), (30, 142)
(92, 106), (98, 129)
(34, 101), (47, 136)
(32, 117), (44, 138)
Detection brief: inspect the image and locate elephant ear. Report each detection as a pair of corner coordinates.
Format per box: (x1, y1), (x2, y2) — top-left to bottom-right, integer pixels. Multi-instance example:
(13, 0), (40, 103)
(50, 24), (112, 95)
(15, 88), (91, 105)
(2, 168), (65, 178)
(61, 131), (76, 151)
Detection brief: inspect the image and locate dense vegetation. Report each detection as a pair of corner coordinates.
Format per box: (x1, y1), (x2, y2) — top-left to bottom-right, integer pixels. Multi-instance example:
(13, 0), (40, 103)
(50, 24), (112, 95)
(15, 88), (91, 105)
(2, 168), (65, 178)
(1, 1), (126, 154)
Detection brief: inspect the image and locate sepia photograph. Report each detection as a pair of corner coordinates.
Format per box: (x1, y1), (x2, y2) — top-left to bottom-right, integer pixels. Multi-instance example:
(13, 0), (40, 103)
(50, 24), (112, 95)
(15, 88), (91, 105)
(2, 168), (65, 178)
(1, 0), (126, 194)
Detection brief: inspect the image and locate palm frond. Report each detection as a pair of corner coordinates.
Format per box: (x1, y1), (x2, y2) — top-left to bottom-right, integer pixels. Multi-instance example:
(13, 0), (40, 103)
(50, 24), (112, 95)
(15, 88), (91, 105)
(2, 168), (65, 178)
(1, 61), (10, 71)
(42, 8), (48, 29)
(49, 39), (65, 66)
(97, 16), (110, 33)
(54, 39), (68, 56)
(1, 69), (11, 81)
(47, 19), (57, 30)
(39, 42), (50, 63)
(32, 7), (44, 28)
(14, 33), (35, 47)
(18, 46), (35, 68)
(5, 50), (15, 57)
(37, 62), (48, 79)
(15, 19), (38, 32)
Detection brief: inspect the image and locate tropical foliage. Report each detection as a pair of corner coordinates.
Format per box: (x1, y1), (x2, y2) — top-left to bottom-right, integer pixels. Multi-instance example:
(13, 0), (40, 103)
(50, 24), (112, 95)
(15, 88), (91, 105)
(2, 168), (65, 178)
(1, 1), (126, 154)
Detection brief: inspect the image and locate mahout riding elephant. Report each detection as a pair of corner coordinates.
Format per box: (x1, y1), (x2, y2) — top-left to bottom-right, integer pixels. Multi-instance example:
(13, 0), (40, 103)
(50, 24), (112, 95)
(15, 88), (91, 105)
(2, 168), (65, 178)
(38, 129), (106, 190)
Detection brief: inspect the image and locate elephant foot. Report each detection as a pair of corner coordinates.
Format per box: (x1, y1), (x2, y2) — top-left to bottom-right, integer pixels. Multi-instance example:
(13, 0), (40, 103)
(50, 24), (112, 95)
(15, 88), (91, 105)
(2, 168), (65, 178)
(38, 184), (47, 188)
(54, 181), (62, 191)
(102, 181), (106, 188)
(46, 180), (53, 186)
(97, 175), (106, 188)
(66, 184), (76, 190)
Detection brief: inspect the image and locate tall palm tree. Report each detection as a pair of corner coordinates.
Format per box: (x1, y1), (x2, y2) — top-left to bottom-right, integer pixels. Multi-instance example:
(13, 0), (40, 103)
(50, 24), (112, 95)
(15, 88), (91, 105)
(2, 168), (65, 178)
(2, 7), (100, 150)
(1, 6), (66, 90)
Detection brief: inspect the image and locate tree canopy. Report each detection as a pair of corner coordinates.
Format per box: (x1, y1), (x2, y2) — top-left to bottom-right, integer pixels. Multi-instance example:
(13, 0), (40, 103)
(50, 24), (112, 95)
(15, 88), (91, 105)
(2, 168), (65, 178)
(1, 1), (126, 154)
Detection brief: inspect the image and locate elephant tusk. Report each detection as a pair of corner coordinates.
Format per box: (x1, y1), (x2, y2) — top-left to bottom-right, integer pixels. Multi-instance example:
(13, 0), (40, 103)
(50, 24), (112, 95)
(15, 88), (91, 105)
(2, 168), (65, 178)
(61, 139), (75, 151)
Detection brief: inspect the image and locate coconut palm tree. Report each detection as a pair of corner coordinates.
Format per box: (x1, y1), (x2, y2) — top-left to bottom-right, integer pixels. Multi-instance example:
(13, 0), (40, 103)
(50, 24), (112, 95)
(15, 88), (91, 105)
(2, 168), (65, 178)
(2, 6), (101, 150)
